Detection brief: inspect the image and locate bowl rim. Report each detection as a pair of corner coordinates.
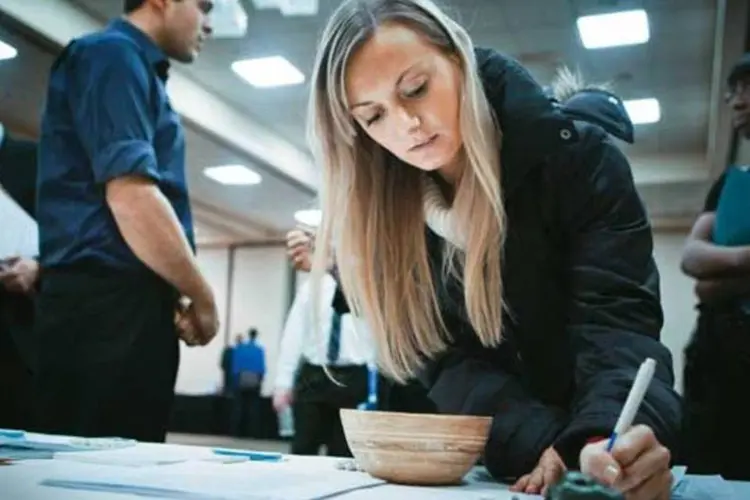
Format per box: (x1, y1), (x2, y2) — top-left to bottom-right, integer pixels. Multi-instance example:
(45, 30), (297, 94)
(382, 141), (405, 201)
(339, 408), (493, 424)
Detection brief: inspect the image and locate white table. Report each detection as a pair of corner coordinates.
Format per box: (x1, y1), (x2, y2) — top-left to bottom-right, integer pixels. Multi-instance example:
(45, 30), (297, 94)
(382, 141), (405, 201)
(1, 437), (748, 499)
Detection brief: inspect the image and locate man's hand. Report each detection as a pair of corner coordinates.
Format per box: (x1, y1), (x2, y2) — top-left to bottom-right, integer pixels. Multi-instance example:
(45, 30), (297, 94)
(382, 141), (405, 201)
(0, 257), (39, 295)
(175, 297), (219, 346)
(175, 302), (200, 346)
(510, 446), (567, 495)
(272, 389), (293, 413)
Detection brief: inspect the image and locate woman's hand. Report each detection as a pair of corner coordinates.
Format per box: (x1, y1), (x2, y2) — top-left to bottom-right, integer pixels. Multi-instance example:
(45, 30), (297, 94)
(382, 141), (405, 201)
(510, 446), (567, 495)
(580, 425), (671, 500)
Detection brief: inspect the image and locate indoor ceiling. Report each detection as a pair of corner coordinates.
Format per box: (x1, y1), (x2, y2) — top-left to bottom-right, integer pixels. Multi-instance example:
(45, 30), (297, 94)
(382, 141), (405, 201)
(0, 0), (744, 244)
(69, 0), (716, 159)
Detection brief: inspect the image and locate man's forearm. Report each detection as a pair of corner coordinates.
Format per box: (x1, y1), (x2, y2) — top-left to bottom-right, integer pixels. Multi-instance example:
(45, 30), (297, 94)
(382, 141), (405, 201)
(106, 178), (213, 305)
(681, 240), (750, 279)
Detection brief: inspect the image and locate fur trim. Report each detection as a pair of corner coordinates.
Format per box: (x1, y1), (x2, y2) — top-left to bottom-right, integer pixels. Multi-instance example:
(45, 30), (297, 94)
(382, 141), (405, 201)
(550, 66), (612, 103)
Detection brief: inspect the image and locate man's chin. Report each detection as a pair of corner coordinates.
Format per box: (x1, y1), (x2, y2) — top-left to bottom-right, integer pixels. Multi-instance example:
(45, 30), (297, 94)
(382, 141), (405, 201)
(170, 50), (197, 64)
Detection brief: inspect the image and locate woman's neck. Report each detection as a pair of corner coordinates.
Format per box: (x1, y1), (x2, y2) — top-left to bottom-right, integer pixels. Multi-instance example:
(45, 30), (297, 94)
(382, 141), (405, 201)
(436, 156), (464, 202)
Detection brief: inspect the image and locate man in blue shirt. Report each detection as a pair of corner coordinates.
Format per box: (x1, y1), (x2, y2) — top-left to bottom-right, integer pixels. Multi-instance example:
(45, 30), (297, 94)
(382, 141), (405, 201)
(230, 328), (266, 436)
(34, 0), (217, 442)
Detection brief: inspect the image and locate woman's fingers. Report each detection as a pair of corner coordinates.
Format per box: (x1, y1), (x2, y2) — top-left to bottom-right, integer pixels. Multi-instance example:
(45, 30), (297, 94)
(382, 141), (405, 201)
(617, 443), (671, 492)
(510, 474), (530, 493)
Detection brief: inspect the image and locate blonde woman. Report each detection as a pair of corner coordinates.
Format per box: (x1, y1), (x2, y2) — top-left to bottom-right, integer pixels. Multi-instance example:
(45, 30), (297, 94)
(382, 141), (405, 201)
(307, 0), (680, 497)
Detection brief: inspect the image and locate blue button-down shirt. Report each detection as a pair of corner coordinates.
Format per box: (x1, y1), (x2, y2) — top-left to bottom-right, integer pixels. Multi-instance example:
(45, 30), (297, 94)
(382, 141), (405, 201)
(37, 19), (194, 270)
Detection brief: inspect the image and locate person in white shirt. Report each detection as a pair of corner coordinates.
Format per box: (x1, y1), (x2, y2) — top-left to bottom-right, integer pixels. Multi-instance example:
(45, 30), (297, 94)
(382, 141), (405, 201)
(273, 272), (373, 457)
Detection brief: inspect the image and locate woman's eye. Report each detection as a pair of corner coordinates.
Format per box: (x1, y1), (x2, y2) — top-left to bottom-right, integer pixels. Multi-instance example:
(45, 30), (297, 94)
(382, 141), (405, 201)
(404, 82), (428, 98)
(364, 113), (382, 126)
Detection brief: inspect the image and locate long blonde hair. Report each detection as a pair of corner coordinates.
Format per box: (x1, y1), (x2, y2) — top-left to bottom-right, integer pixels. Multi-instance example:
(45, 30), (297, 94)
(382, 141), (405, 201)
(308, 0), (505, 383)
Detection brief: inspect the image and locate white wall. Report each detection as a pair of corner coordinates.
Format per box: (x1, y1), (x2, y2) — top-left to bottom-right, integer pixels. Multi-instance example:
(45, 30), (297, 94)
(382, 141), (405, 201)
(652, 231), (697, 393)
(180, 233), (698, 397)
(736, 137), (750, 165)
(228, 246), (291, 396)
(0, 188), (37, 258)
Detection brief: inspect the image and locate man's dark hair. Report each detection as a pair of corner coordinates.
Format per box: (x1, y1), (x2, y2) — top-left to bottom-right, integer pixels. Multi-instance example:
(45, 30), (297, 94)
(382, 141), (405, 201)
(248, 328), (259, 341)
(124, 0), (147, 13)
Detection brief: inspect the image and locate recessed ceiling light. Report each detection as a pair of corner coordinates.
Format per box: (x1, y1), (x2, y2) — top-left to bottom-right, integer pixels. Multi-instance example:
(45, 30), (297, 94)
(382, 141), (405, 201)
(231, 56), (305, 88)
(576, 9), (650, 49)
(0, 39), (18, 61)
(624, 98), (661, 125)
(294, 209), (321, 227)
(209, 0), (248, 38)
(203, 165), (262, 185)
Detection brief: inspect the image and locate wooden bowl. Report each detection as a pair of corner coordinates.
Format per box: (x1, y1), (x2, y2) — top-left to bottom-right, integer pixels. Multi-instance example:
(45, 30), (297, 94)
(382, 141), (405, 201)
(339, 409), (492, 486)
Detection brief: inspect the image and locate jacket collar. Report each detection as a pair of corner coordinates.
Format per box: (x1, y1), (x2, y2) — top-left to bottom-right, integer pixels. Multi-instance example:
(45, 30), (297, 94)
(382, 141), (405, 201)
(475, 48), (578, 197)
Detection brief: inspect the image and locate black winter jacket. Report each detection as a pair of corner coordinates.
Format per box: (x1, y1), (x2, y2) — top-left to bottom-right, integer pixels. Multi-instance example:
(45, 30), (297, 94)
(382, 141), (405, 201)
(417, 48), (681, 479)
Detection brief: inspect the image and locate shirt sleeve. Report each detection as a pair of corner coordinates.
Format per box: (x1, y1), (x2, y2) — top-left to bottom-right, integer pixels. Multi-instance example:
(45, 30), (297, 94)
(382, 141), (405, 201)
(274, 282), (311, 390)
(66, 40), (160, 185)
(550, 126), (681, 466)
(421, 351), (568, 479)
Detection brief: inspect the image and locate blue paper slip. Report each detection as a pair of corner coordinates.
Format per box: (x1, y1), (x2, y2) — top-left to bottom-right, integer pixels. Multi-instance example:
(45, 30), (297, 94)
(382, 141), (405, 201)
(211, 448), (283, 462)
(0, 429), (25, 439)
(41, 479), (233, 500)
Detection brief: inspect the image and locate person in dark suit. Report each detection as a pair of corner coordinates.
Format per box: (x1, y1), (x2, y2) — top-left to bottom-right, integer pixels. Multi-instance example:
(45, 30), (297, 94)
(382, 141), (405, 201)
(0, 122), (40, 429)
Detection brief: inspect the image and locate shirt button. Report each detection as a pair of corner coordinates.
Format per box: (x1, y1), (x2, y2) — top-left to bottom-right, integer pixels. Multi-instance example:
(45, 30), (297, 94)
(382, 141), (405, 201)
(560, 128), (572, 140)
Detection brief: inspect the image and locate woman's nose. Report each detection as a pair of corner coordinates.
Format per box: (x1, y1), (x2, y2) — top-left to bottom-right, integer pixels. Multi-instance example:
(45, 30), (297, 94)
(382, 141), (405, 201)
(396, 107), (421, 133)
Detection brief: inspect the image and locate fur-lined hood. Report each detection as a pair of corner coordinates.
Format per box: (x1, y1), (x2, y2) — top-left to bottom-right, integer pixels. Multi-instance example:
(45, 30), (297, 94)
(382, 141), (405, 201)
(473, 49), (635, 198)
(547, 67), (635, 144)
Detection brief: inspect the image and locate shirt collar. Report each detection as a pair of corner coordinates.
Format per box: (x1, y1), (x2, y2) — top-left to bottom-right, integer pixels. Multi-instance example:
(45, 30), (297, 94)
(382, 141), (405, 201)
(109, 18), (170, 80)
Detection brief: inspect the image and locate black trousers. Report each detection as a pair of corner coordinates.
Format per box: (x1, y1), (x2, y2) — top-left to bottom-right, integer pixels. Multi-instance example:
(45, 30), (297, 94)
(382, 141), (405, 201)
(681, 305), (750, 480)
(33, 266), (179, 442)
(291, 361), (367, 457)
(230, 387), (262, 437)
(0, 338), (33, 429)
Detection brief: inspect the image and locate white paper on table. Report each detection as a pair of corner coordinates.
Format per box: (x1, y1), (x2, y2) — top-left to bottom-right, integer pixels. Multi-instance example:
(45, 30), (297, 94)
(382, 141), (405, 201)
(41, 460), (387, 499)
(0, 189), (37, 260)
(1, 432), (136, 453)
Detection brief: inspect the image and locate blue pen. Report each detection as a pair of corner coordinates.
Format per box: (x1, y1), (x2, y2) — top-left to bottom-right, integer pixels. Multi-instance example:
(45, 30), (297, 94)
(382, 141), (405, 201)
(212, 448), (283, 462)
(606, 358), (656, 452)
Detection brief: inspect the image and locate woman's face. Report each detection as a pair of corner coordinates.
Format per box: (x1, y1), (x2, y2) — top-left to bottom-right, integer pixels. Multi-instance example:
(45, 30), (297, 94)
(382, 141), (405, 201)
(345, 22), (464, 180)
